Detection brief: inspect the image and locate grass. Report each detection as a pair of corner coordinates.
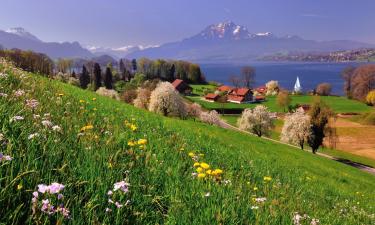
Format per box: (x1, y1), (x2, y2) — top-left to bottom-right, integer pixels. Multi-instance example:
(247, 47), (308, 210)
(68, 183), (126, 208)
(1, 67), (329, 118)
(1, 61), (375, 224)
(190, 84), (216, 96)
(188, 85), (373, 114)
(321, 148), (375, 169)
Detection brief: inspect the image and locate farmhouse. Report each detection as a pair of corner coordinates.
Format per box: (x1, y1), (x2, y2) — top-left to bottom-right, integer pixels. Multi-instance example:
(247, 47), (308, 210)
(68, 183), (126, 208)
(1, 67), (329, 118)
(227, 88), (253, 104)
(217, 85), (234, 93)
(204, 93), (219, 102)
(171, 79), (192, 95)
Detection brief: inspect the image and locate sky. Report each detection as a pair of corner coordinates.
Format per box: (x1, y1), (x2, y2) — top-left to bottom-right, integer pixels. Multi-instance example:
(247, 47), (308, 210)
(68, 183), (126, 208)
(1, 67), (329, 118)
(1, 0), (375, 48)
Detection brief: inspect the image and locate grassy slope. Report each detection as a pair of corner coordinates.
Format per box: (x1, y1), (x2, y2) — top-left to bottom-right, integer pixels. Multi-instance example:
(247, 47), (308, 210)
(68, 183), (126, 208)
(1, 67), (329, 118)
(188, 85), (373, 113)
(1, 65), (375, 224)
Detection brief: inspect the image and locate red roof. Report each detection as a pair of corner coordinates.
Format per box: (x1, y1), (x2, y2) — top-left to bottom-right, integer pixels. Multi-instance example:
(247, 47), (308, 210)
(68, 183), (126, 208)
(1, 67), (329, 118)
(231, 88), (251, 96)
(227, 95), (245, 102)
(256, 86), (267, 93)
(217, 85), (233, 92)
(255, 95), (265, 100)
(205, 93), (219, 100)
(171, 79), (184, 88)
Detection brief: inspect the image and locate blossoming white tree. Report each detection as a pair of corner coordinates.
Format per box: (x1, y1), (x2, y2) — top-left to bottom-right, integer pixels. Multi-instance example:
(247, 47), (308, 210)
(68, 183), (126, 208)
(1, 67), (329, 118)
(238, 105), (274, 137)
(199, 110), (221, 125)
(265, 80), (279, 96)
(281, 111), (311, 149)
(133, 87), (151, 109)
(148, 82), (186, 118)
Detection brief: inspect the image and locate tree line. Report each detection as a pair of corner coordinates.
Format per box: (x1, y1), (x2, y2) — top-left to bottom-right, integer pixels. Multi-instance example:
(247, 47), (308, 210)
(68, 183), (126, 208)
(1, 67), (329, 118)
(341, 64), (375, 101)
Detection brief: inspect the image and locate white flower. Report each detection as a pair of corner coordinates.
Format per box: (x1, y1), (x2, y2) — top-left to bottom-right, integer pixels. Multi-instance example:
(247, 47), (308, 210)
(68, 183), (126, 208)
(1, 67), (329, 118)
(251, 206), (259, 210)
(255, 197), (267, 203)
(25, 99), (39, 110)
(0, 73), (8, 79)
(0, 152), (13, 162)
(10, 116), (24, 122)
(41, 120), (53, 128)
(0, 93), (8, 97)
(113, 181), (129, 193)
(52, 125), (62, 132)
(28, 133), (39, 140)
(14, 89), (25, 97)
(204, 192), (211, 197)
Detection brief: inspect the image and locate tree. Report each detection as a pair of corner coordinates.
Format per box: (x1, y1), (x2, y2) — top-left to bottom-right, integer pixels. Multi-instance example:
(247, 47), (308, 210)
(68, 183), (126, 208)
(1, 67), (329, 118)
(133, 87), (151, 109)
(351, 65), (375, 101)
(79, 65), (90, 89)
(366, 90), (375, 106)
(229, 75), (241, 88)
(71, 70), (76, 78)
(93, 63), (102, 90)
(186, 103), (202, 120)
(265, 80), (279, 96)
(276, 91), (291, 112)
(238, 105), (274, 137)
(104, 67), (113, 89)
(281, 111), (311, 149)
(316, 83), (332, 96)
(148, 82), (186, 118)
(199, 110), (221, 125)
(341, 66), (356, 98)
(241, 66), (256, 88)
(188, 64), (202, 83)
(119, 59), (125, 77)
(307, 98), (332, 153)
(131, 59), (137, 73)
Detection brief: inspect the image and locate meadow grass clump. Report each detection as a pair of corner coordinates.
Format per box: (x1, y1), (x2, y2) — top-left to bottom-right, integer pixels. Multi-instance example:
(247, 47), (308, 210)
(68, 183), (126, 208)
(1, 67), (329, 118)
(0, 59), (374, 224)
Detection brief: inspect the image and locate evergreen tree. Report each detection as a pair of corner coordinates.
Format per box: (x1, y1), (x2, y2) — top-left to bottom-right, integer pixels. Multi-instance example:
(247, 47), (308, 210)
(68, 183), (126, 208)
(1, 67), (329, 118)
(71, 70), (76, 78)
(104, 67), (113, 89)
(79, 65), (90, 89)
(93, 63), (102, 90)
(119, 59), (125, 80)
(131, 59), (137, 73)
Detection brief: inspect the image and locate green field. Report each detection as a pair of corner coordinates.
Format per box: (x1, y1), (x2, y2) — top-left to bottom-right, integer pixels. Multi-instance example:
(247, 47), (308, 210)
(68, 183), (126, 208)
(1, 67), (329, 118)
(188, 85), (373, 113)
(1, 62), (375, 224)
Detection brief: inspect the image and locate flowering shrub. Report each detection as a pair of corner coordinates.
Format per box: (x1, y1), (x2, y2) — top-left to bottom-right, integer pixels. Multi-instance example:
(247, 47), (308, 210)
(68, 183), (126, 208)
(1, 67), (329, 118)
(31, 183), (70, 219)
(281, 111), (311, 149)
(238, 105), (274, 137)
(199, 110), (221, 126)
(96, 87), (120, 100)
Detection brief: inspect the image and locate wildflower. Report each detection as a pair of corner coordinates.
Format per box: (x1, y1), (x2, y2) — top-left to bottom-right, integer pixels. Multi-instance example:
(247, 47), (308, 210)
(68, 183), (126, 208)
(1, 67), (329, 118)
(52, 125), (62, 132)
(128, 141), (136, 147)
(197, 173), (206, 178)
(310, 218), (320, 225)
(255, 197), (267, 203)
(196, 167), (203, 173)
(204, 192), (211, 197)
(105, 208), (112, 213)
(0, 153), (12, 162)
(10, 116), (24, 122)
(137, 139), (147, 145)
(0, 93), (8, 97)
(130, 124), (137, 131)
(253, 187), (258, 191)
(14, 89), (25, 97)
(79, 99), (85, 103)
(93, 108), (97, 111)
(113, 181), (129, 193)
(251, 206), (259, 210)
(188, 152), (195, 157)
(206, 169), (212, 175)
(42, 120), (53, 128)
(107, 190), (113, 196)
(80, 125), (94, 132)
(48, 183), (65, 194)
(193, 162), (200, 167)
(0, 72), (8, 79)
(200, 162), (210, 169)
(92, 98), (96, 101)
(17, 184), (23, 190)
(25, 99), (39, 110)
(115, 202), (123, 208)
(58, 93), (64, 97)
(263, 176), (272, 182)
(28, 133), (39, 140)
(212, 169), (223, 176)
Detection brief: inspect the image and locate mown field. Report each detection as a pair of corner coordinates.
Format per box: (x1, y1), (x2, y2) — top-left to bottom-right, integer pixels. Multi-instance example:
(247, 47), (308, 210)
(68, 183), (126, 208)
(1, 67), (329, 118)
(188, 85), (373, 113)
(1, 61), (375, 224)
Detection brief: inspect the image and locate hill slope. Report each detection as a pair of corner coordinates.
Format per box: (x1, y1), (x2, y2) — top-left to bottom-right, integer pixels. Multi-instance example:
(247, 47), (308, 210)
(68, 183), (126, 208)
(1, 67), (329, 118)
(0, 60), (374, 224)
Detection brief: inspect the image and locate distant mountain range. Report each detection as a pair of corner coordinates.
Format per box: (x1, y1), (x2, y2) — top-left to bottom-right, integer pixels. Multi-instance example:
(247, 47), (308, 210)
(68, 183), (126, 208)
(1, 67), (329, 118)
(1, 23), (374, 63)
(0, 27), (93, 59)
(126, 21), (375, 63)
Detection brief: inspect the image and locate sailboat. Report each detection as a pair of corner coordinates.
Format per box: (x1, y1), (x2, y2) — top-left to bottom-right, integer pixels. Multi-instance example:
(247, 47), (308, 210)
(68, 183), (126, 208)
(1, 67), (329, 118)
(294, 76), (302, 93)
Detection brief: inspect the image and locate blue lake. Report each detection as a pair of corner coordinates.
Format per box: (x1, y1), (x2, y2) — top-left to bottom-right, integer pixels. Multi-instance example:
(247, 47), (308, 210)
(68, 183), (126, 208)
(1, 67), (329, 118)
(201, 62), (373, 96)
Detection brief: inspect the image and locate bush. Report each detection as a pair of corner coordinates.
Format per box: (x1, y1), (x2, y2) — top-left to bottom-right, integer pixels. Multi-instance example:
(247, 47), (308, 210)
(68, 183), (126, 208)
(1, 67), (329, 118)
(133, 88), (151, 109)
(148, 82), (186, 118)
(316, 83), (332, 96)
(121, 89), (137, 104)
(114, 80), (127, 92)
(265, 80), (279, 96)
(95, 87), (120, 100)
(186, 103), (202, 119)
(199, 110), (221, 125)
(67, 77), (80, 87)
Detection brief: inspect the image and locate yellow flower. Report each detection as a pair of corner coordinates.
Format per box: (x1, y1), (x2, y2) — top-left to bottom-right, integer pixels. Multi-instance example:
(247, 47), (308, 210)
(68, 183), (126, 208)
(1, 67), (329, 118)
(253, 186), (258, 191)
(17, 184), (23, 190)
(263, 176), (272, 182)
(193, 162), (200, 167)
(197, 173), (206, 178)
(93, 108), (97, 111)
(199, 153), (205, 157)
(212, 169), (223, 176)
(130, 124), (137, 131)
(108, 162), (113, 169)
(80, 125), (94, 132)
(206, 169), (212, 175)
(196, 167), (203, 173)
(188, 152), (195, 157)
(92, 98), (96, 101)
(128, 141), (136, 146)
(79, 100), (85, 103)
(200, 162), (210, 169)
(58, 93), (64, 97)
(137, 139), (147, 145)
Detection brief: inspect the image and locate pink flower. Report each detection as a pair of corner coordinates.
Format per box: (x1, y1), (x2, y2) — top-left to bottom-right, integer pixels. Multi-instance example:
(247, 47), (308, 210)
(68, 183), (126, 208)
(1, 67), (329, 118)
(0, 153), (12, 162)
(113, 181), (129, 193)
(115, 201), (123, 208)
(38, 184), (49, 193)
(107, 190), (113, 196)
(48, 182), (65, 194)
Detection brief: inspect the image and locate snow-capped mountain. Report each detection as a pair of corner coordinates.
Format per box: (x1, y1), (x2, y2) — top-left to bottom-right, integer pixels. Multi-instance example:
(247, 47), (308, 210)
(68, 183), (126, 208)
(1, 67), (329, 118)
(6, 27), (42, 42)
(127, 21), (374, 63)
(0, 27), (93, 59)
(87, 45), (158, 59)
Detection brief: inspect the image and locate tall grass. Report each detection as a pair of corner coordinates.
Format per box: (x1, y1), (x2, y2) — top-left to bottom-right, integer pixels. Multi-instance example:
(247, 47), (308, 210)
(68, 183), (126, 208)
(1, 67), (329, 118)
(0, 60), (374, 224)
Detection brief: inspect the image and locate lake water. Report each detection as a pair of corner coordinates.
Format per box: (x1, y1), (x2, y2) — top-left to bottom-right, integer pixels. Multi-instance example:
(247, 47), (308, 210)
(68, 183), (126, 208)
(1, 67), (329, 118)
(201, 62), (373, 96)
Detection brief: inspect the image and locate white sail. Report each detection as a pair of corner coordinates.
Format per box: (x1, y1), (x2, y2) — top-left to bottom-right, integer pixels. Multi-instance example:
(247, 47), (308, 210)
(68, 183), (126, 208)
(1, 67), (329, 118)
(294, 76), (301, 92)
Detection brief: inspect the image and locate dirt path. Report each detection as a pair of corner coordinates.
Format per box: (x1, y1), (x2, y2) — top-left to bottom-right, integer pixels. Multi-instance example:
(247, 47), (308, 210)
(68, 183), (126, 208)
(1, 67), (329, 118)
(219, 121), (375, 176)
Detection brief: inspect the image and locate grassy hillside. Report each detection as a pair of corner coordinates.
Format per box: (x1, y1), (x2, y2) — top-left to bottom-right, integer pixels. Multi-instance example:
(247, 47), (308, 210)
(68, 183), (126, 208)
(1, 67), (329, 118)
(1, 61), (375, 224)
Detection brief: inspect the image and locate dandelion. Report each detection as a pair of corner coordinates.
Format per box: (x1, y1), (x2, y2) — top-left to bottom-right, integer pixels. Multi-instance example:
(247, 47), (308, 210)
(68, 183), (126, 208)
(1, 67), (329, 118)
(197, 173), (206, 179)
(25, 99), (39, 110)
(130, 124), (137, 131)
(200, 162), (210, 169)
(80, 125), (94, 132)
(0, 153), (12, 162)
(196, 167), (203, 173)
(10, 116), (24, 122)
(193, 162), (200, 167)
(79, 99), (85, 103)
(263, 176), (272, 182)
(188, 152), (195, 157)
(58, 93), (64, 97)
(137, 139), (147, 145)
(128, 141), (136, 147)
(253, 187), (258, 191)
(206, 169), (212, 175)
(212, 169), (223, 176)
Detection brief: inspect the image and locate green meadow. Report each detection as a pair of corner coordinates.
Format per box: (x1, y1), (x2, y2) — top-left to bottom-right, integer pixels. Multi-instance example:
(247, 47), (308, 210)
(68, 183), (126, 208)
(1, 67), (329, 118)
(1, 62), (375, 224)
